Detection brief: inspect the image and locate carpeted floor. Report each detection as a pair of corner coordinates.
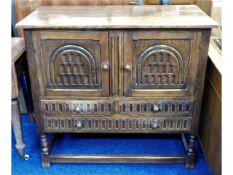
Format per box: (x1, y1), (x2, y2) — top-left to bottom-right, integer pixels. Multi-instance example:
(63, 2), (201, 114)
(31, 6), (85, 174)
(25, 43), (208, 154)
(12, 114), (212, 175)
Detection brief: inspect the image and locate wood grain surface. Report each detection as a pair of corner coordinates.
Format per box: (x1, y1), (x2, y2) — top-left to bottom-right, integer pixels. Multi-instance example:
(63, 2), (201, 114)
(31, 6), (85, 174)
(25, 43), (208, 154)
(16, 5), (217, 29)
(19, 5), (216, 167)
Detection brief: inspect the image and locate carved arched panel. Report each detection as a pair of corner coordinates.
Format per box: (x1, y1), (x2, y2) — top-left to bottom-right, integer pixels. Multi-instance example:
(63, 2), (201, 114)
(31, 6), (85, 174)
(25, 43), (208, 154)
(49, 45), (99, 88)
(136, 45), (185, 88)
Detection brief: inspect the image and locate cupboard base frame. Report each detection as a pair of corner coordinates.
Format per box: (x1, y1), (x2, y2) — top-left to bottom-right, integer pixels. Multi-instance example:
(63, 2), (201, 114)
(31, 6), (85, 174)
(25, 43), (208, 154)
(40, 133), (195, 168)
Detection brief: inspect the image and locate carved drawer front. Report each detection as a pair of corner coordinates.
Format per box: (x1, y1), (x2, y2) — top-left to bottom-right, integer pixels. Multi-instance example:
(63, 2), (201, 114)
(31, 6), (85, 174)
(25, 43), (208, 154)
(44, 117), (192, 133)
(41, 100), (114, 114)
(119, 100), (193, 116)
(124, 31), (199, 97)
(36, 31), (109, 97)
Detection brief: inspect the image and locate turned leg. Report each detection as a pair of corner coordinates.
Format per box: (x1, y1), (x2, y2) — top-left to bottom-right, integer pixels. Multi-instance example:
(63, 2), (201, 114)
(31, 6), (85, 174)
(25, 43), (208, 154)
(11, 100), (29, 160)
(40, 134), (50, 168)
(186, 134), (196, 168)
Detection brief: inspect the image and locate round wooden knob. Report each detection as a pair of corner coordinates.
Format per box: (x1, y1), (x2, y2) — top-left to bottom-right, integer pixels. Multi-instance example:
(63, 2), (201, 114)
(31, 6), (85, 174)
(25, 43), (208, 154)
(75, 106), (80, 113)
(102, 63), (109, 70)
(153, 105), (159, 112)
(151, 121), (160, 129)
(124, 64), (131, 71)
(77, 121), (82, 128)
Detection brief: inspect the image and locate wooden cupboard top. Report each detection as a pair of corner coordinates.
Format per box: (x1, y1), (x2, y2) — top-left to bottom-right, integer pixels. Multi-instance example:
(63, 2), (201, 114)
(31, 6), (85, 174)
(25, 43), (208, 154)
(16, 5), (217, 29)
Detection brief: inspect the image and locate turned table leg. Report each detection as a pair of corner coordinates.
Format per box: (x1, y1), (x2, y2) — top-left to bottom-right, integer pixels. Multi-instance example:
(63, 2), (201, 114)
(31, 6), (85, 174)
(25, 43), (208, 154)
(40, 134), (50, 168)
(11, 99), (29, 160)
(186, 134), (196, 168)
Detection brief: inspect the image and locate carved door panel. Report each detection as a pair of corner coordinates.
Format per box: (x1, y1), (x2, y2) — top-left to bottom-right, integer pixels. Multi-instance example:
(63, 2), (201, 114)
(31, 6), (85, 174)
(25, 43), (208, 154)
(37, 31), (109, 97)
(123, 31), (199, 97)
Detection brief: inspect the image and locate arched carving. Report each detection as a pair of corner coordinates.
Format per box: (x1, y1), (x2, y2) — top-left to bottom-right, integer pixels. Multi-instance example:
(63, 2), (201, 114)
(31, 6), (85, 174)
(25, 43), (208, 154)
(49, 45), (98, 87)
(136, 45), (185, 88)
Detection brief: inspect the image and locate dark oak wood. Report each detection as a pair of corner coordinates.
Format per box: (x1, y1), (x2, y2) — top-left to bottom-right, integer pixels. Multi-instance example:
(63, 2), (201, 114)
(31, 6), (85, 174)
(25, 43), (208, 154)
(14, 0), (134, 36)
(36, 30), (109, 97)
(17, 5), (216, 168)
(48, 154), (187, 163)
(16, 5), (217, 29)
(40, 133), (193, 167)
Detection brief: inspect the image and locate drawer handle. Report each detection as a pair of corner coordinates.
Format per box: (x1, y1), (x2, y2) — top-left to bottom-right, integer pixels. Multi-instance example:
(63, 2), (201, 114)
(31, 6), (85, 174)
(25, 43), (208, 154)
(153, 105), (160, 112)
(102, 63), (109, 70)
(151, 121), (160, 129)
(124, 64), (131, 71)
(76, 121), (82, 129)
(75, 106), (80, 113)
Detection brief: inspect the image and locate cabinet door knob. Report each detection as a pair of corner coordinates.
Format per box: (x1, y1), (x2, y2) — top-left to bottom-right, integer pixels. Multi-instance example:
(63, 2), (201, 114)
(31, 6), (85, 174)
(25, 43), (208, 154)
(151, 121), (160, 129)
(75, 106), (80, 113)
(124, 64), (131, 71)
(102, 63), (109, 70)
(77, 121), (82, 128)
(153, 105), (160, 112)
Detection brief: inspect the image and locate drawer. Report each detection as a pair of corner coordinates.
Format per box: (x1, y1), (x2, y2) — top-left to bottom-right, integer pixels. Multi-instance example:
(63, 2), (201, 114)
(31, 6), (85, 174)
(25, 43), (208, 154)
(41, 99), (193, 116)
(43, 116), (192, 133)
(41, 99), (193, 133)
(41, 100), (115, 114)
(119, 99), (193, 116)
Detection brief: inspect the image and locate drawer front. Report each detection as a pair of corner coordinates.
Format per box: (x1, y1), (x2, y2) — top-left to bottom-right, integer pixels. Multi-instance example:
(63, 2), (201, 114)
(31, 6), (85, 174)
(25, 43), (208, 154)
(36, 31), (109, 97)
(119, 99), (193, 116)
(44, 117), (192, 133)
(123, 31), (199, 97)
(41, 99), (193, 116)
(42, 98), (193, 132)
(41, 100), (115, 115)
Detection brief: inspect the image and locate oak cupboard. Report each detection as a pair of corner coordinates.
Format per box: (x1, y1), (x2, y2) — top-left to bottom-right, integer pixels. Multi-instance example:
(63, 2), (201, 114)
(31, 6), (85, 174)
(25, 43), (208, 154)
(16, 5), (217, 168)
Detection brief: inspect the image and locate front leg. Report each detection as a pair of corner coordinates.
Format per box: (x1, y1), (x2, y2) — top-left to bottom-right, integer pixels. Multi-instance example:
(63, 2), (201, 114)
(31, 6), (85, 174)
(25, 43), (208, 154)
(40, 134), (50, 168)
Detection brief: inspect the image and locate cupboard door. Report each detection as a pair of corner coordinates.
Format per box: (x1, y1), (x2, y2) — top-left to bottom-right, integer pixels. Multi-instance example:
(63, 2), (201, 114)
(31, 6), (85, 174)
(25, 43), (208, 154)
(36, 31), (109, 97)
(123, 31), (199, 97)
